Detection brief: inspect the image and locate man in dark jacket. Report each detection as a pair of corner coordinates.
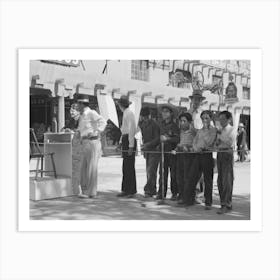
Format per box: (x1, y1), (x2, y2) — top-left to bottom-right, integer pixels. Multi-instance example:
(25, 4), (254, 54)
(139, 107), (160, 197)
(157, 104), (180, 200)
(237, 123), (247, 162)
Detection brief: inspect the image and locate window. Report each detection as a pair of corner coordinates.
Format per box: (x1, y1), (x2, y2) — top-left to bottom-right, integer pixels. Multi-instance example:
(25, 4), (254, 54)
(131, 60), (149, 81)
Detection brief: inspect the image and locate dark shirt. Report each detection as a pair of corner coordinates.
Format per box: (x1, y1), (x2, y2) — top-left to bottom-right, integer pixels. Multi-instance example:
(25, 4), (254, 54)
(139, 119), (160, 151)
(158, 119), (180, 151)
(237, 130), (247, 147)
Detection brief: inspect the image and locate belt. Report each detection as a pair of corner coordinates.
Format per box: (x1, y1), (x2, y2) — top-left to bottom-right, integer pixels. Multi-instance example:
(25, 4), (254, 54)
(82, 136), (99, 140)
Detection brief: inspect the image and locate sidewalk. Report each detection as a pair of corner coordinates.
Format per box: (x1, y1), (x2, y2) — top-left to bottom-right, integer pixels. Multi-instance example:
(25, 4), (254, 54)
(30, 156), (250, 220)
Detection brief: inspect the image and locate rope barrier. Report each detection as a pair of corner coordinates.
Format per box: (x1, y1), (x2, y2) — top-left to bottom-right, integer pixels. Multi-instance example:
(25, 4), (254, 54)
(119, 149), (250, 154)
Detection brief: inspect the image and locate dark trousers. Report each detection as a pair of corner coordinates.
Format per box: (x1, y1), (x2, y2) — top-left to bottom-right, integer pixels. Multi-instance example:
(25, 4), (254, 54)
(184, 153), (214, 206)
(158, 153), (177, 197)
(176, 153), (195, 200)
(237, 145), (247, 162)
(144, 152), (160, 195)
(217, 152), (234, 208)
(121, 135), (137, 195)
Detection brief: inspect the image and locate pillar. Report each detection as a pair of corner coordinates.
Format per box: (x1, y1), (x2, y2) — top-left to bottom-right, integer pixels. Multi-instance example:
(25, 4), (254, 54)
(55, 80), (65, 132)
(58, 95), (65, 131)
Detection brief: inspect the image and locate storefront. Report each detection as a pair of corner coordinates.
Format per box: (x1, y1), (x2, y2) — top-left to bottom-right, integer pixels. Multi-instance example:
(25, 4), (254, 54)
(30, 59), (251, 155)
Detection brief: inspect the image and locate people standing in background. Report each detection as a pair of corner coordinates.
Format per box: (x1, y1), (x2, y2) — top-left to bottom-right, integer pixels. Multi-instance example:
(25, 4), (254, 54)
(157, 104), (180, 200)
(216, 111), (236, 214)
(171, 112), (196, 205)
(236, 123), (247, 162)
(62, 103), (80, 131)
(77, 95), (107, 198)
(139, 107), (160, 198)
(117, 95), (137, 198)
(184, 110), (217, 210)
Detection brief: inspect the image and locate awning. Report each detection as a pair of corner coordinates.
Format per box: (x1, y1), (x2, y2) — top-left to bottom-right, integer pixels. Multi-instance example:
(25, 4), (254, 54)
(30, 60), (100, 97)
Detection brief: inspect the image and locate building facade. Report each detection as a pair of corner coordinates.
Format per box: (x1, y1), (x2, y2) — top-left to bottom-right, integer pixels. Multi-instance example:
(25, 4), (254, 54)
(30, 59), (251, 152)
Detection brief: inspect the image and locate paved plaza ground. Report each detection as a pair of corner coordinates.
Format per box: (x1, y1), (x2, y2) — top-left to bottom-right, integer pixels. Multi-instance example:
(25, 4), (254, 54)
(30, 155), (250, 220)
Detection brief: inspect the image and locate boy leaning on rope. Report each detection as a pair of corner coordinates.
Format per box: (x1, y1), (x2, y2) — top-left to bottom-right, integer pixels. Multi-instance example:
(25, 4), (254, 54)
(170, 112), (196, 205)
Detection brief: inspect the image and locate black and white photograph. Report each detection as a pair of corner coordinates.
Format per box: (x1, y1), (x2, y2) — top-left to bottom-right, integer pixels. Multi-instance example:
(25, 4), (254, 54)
(28, 57), (252, 221)
(2, 1), (280, 280)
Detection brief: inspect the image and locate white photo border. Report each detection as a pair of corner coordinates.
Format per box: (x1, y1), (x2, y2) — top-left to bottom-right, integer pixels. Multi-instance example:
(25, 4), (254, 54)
(19, 48), (261, 232)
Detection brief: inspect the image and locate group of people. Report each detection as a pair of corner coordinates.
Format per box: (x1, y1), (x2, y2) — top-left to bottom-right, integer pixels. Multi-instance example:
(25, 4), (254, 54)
(69, 90), (240, 215)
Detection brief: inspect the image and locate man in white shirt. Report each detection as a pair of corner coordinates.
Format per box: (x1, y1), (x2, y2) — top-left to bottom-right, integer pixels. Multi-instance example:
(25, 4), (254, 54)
(77, 95), (107, 198)
(216, 111), (236, 214)
(117, 95), (137, 198)
(188, 89), (205, 130)
(188, 89), (205, 201)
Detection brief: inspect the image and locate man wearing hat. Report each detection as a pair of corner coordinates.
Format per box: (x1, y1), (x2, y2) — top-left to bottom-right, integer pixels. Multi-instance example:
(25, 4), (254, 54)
(188, 89), (205, 129)
(77, 94), (107, 198)
(188, 89), (206, 202)
(237, 123), (247, 162)
(157, 103), (180, 200)
(139, 107), (160, 197)
(117, 95), (137, 198)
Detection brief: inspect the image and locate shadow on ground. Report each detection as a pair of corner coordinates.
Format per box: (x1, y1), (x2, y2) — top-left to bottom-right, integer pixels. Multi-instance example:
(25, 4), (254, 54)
(30, 190), (250, 220)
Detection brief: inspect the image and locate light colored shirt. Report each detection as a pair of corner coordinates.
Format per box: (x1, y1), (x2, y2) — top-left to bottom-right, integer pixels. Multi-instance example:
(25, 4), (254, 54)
(78, 107), (107, 138)
(179, 128), (196, 147)
(188, 108), (203, 130)
(121, 107), (137, 148)
(193, 126), (217, 152)
(216, 124), (235, 149)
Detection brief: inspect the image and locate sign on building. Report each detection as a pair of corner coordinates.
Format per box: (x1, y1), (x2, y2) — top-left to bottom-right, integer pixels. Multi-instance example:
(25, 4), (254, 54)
(41, 60), (81, 67)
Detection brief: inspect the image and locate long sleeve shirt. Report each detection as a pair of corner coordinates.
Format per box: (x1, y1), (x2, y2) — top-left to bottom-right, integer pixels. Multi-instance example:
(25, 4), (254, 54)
(139, 119), (160, 150)
(78, 107), (107, 138)
(216, 124), (235, 150)
(121, 107), (137, 148)
(193, 126), (217, 152)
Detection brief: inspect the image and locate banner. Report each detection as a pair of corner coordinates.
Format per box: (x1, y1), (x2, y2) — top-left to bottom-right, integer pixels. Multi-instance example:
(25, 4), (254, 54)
(97, 91), (119, 128)
(129, 94), (142, 126)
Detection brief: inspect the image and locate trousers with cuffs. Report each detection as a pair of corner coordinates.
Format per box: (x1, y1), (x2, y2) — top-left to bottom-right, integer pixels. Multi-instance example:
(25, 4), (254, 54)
(184, 153), (214, 206)
(217, 151), (234, 208)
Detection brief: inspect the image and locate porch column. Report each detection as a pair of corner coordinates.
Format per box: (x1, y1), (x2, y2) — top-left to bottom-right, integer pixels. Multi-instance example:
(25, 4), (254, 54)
(55, 79), (65, 131)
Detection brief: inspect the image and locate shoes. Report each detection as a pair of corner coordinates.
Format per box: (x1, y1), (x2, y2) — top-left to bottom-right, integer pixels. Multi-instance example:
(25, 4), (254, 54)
(126, 194), (135, 198)
(170, 194), (178, 201)
(117, 192), (128, 197)
(194, 198), (202, 204)
(144, 193), (153, 198)
(217, 206), (229, 214)
(204, 205), (212, 210)
(78, 194), (90, 199)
